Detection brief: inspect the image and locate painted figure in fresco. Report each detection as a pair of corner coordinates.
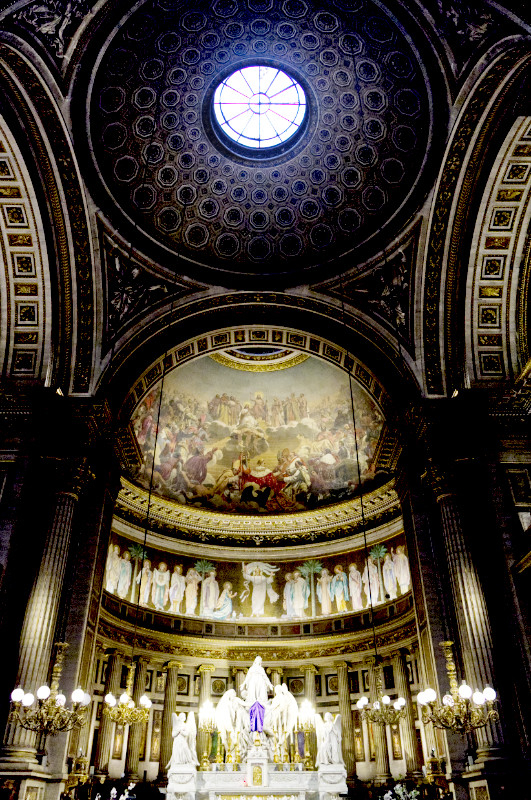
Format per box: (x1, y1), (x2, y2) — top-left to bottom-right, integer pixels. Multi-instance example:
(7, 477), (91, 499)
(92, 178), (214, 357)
(202, 570), (220, 616)
(213, 582), (237, 619)
(348, 563), (363, 611)
(291, 570), (310, 617)
(152, 562), (170, 611)
(136, 559), (153, 607)
(240, 655), (273, 707)
(283, 573), (295, 618)
(317, 568), (333, 615)
(362, 557), (380, 608)
(382, 552), (397, 600)
(330, 565), (349, 612)
(169, 565), (185, 614)
(116, 551), (132, 599)
(106, 544), (121, 594)
(241, 562), (279, 617)
(184, 567), (202, 614)
(392, 546), (410, 594)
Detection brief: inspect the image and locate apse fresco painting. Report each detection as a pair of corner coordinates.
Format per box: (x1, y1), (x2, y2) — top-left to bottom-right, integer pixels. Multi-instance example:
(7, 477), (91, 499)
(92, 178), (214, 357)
(131, 352), (384, 514)
(105, 534), (411, 621)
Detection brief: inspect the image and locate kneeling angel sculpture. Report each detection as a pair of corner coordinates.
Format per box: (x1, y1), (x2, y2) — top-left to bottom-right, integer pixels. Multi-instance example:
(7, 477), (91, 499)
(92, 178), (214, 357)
(314, 712), (344, 767)
(167, 711), (199, 771)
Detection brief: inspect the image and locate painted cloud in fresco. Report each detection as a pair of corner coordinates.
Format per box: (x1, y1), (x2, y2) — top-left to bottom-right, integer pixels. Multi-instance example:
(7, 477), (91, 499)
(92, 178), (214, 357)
(131, 354), (384, 514)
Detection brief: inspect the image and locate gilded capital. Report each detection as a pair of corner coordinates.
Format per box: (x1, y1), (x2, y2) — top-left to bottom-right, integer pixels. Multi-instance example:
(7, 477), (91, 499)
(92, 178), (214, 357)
(165, 660), (183, 671)
(303, 665), (318, 675)
(198, 663), (215, 674)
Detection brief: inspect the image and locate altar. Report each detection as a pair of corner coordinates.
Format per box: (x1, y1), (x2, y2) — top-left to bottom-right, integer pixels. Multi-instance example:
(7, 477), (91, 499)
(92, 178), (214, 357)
(165, 657), (348, 800)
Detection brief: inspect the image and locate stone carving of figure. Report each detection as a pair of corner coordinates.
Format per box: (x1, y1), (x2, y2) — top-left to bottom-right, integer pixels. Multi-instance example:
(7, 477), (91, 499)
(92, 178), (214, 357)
(117, 551), (132, 599)
(166, 711), (198, 769)
(348, 563), (363, 611)
(392, 546), (410, 594)
(184, 568), (202, 615)
(240, 655), (273, 707)
(215, 689), (250, 754)
(315, 712), (344, 766)
(241, 562), (279, 617)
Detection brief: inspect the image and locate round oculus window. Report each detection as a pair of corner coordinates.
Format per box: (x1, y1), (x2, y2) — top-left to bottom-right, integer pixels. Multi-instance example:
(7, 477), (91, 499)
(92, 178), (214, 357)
(213, 66), (307, 150)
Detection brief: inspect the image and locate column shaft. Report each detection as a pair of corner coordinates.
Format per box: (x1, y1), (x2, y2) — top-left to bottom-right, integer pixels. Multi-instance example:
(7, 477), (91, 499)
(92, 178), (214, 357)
(392, 650), (421, 776)
(94, 652), (122, 774)
(197, 665), (215, 763)
(125, 658), (149, 778)
(368, 662), (391, 784)
(159, 661), (182, 778)
(304, 665), (317, 763)
(335, 662), (356, 779)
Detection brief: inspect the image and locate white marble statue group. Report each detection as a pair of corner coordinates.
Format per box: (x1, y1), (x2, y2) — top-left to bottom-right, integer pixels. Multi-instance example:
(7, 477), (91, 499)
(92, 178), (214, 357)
(166, 656), (344, 772)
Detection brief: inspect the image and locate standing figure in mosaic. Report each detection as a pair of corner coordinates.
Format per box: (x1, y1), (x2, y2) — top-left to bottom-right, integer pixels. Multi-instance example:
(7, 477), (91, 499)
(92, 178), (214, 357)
(106, 544), (121, 594)
(330, 565), (349, 612)
(382, 552), (398, 600)
(291, 570), (310, 617)
(392, 546), (410, 594)
(152, 562), (170, 611)
(283, 573), (295, 618)
(202, 570), (220, 616)
(213, 582), (237, 619)
(117, 551), (132, 600)
(241, 562), (279, 617)
(169, 565), (186, 614)
(362, 557), (380, 608)
(317, 568), (332, 615)
(184, 567), (202, 614)
(348, 563), (363, 611)
(136, 559), (153, 607)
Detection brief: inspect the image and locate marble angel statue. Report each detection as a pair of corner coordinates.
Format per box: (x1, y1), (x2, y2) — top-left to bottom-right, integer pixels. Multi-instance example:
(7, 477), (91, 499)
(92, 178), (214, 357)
(314, 712), (344, 767)
(166, 711), (198, 770)
(215, 689), (251, 755)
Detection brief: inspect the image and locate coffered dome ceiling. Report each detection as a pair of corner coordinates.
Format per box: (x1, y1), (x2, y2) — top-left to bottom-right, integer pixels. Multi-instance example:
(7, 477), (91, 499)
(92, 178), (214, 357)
(87, 0), (437, 282)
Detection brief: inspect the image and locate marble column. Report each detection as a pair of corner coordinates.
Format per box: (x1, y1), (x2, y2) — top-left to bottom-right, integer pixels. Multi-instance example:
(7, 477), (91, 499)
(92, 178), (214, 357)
(268, 667), (284, 687)
(2, 459), (88, 761)
(94, 651), (122, 775)
(159, 660), (182, 778)
(231, 667), (245, 696)
(304, 665), (318, 764)
(197, 664), (215, 763)
(368, 660), (391, 784)
(335, 662), (356, 779)
(429, 463), (504, 757)
(125, 657), (149, 779)
(392, 650), (421, 776)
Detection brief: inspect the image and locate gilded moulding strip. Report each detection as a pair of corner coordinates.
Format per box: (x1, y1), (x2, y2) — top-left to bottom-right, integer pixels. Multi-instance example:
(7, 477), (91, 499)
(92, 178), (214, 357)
(112, 514), (404, 560)
(117, 477), (400, 544)
(208, 351), (310, 372)
(97, 606), (417, 664)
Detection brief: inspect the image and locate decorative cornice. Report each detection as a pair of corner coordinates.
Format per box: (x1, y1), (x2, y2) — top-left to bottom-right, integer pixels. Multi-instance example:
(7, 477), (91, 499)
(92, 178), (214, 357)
(115, 476), (400, 546)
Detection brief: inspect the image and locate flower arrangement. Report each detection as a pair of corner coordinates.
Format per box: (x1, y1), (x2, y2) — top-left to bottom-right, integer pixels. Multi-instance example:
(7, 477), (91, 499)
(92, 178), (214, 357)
(382, 784), (420, 800)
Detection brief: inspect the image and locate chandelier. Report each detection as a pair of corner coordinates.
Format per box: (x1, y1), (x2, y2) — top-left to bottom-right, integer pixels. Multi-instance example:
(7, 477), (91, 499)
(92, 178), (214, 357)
(10, 643), (90, 738)
(356, 664), (406, 725)
(417, 641), (498, 734)
(103, 661), (151, 725)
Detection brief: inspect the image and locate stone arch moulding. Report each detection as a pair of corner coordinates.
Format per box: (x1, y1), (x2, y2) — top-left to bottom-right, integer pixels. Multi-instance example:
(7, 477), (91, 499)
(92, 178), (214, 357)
(0, 41), (95, 394)
(421, 41), (531, 398)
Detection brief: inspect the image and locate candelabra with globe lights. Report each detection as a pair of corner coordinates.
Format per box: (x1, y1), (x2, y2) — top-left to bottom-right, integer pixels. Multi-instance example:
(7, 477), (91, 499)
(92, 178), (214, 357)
(356, 667), (407, 725)
(417, 641), (499, 735)
(9, 643), (90, 740)
(103, 663), (152, 726)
